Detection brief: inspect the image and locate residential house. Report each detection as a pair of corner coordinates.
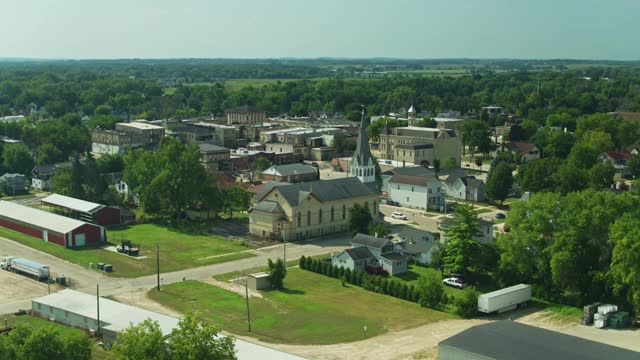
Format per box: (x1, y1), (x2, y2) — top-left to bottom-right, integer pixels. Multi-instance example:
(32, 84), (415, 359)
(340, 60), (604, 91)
(601, 151), (632, 178)
(331, 247), (378, 272)
(380, 166), (435, 194)
(445, 176), (485, 202)
(438, 217), (494, 244)
(31, 162), (72, 191)
(388, 174), (444, 211)
(332, 233), (408, 275)
(0, 173), (27, 195)
(394, 227), (439, 265)
(501, 142), (540, 162)
(261, 164), (317, 183)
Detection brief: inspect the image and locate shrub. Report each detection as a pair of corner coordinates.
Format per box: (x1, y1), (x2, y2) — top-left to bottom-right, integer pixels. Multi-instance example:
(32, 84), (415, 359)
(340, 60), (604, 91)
(398, 284), (408, 300)
(299, 256), (306, 269)
(454, 286), (480, 318)
(344, 268), (352, 283)
(416, 271), (445, 309)
(304, 257), (313, 270)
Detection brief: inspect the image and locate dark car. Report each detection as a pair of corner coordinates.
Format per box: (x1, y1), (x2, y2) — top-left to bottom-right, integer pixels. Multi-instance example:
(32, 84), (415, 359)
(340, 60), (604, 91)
(495, 212), (506, 219)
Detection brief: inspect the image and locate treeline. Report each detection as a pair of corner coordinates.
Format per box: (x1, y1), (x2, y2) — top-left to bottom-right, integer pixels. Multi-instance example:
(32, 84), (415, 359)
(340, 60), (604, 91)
(497, 190), (640, 314)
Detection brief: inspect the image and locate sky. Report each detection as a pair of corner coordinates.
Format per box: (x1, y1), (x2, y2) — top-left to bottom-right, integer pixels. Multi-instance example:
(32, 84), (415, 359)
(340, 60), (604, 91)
(1, 0), (639, 60)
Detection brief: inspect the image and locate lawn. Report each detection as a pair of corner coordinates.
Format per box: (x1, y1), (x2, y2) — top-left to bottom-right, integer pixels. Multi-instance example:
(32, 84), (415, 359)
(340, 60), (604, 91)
(213, 253), (331, 282)
(1, 314), (107, 359)
(0, 223), (254, 278)
(149, 268), (455, 344)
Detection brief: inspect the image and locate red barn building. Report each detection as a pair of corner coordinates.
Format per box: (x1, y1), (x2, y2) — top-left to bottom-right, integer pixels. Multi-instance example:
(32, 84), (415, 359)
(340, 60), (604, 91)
(41, 194), (121, 226)
(0, 201), (105, 247)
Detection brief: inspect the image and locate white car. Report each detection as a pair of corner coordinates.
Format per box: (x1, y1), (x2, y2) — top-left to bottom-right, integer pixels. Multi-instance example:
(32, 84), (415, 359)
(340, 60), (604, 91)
(443, 277), (465, 289)
(391, 212), (407, 220)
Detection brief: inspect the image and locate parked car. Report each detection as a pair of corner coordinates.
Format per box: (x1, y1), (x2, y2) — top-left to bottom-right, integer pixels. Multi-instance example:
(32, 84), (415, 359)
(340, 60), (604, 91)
(495, 212), (506, 219)
(391, 212), (407, 220)
(443, 277), (465, 289)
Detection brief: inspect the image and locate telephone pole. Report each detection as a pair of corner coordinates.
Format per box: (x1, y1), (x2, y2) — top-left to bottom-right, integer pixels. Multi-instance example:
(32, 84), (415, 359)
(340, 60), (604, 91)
(156, 241), (160, 291)
(96, 284), (101, 340)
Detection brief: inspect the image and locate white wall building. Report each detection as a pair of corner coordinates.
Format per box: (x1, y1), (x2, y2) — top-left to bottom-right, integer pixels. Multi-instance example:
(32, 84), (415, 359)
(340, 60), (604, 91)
(388, 174), (444, 211)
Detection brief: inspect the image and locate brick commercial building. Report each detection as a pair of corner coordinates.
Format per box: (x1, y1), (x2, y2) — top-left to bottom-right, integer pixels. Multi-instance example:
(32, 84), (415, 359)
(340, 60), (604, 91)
(0, 201), (105, 247)
(226, 105), (266, 125)
(41, 194), (121, 226)
(92, 121), (166, 155)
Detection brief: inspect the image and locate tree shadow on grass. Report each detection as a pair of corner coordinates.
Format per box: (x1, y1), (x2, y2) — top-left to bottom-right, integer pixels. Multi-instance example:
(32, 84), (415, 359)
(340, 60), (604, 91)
(266, 288), (305, 295)
(394, 272), (419, 282)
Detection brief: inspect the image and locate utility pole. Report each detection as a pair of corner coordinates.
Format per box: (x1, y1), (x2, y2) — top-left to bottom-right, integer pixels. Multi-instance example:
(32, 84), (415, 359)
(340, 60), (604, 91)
(156, 241), (160, 291)
(244, 273), (251, 332)
(96, 284), (101, 340)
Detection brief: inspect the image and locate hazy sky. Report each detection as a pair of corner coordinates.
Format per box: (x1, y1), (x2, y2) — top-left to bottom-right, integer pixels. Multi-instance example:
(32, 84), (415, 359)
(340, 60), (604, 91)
(2, 0), (639, 60)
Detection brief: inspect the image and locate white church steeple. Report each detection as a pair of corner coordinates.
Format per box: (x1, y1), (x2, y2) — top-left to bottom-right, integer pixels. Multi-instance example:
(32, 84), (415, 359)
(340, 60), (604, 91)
(350, 105), (376, 184)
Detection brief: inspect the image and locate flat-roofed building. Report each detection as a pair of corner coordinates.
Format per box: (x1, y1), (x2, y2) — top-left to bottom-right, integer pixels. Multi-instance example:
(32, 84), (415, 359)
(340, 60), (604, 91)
(379, 126), (461, 166)
(198, 143), (231, 173)
(227, 105), (266, 125)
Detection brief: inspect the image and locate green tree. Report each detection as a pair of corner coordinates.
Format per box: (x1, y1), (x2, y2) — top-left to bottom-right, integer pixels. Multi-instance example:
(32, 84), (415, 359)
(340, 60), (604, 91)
(267, 258), (287, 289)
(223, 186), (251, 218)
(109, 319), (168, 360)
(453, 286), (480, 318)
(255, 156), (271, 172)
(368, 222), (391, 237)
(627, 155), (640, 179)
(414, 117), (437, 128)
(441, 204), (482, 275)
(3, 143), (33, 176)
(2, 323), (91, 360)
(348, 203), (372, 236)
(515, 157), (561, 192)
(167, 313), (236, 360)
(332, 133), (355, 156)
(50, 167), (72, 195)
(589, 162), (615, 190)
(609, 214), (640, 315)
(441, 157), (458, 170)
(461, 120), (491, 157)
(485, 161), (513, 205)
(433, 159), (441, 177)
(416, 271), (445, 308)
(36, 143), (64, 165)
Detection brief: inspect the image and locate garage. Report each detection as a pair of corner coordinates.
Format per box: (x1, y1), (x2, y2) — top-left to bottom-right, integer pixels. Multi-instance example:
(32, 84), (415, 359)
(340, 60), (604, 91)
(74, 233), (86, 247)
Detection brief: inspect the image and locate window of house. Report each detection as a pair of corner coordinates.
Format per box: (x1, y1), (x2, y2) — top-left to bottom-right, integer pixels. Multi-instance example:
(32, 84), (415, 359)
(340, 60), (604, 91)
(319, 209), (322, 224)
(297, 212), (301, 227)
(307, 210), (311, 226)
(411, 187), (414, 192)
(331, 207), (335, 222)
(342, 205), (346, 220)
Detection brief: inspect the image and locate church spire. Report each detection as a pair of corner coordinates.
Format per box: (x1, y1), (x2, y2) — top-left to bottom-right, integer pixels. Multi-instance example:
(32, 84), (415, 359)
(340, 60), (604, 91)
(350, 105), (376, 185)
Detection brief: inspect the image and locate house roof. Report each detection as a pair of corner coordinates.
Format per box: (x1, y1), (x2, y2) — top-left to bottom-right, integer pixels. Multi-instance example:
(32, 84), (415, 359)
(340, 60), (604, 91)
(263, 163), (317, 177)
(0, 173), (25, 180)
(0, 200), (89, 234)
(404, 238), (436, 255)
(254, 178), (377, 206)
(198, 143), (229, 153)
(343, 246), (376, 261)
(457, 176), (484, 189)
(381, 252), (405, 261)
(395, 143), (433, 150)
(605, 151), (632, 160)
(252, 201), (283, 214)
(504, 141), (536, 154)
(439, 320), (640, 360)
(32, 162), (72, 176)
(352, 109), (373, 167)
(42, 194), (105, 214)
(443, 169), (471, 185)
(352, 233), (390, 249)
(389, 174), (437, 187)
(382, 166), (435, 177)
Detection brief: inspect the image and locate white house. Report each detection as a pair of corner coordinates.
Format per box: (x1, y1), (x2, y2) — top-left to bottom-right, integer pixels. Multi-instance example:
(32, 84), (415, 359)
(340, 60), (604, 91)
(394, 227), (439, 265)
(388, 174), (444, 211)
(331, 233), (408, 275)
(502, 142), (540, 163)
(445, 175), (485, 202)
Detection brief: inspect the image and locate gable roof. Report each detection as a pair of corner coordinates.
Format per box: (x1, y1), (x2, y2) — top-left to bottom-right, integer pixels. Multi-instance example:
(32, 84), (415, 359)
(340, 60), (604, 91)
(352, 233), (390, 249)
(42, 193), (105, 214)
(444, 169), (471, 185)
(343, 246), (376, 261)
(255, 178), (377, 206)
(263, 163), (317, 177)
(0, 200), (89, 234)
(383, 166), (435, 177)
(504, 141), (536, 154)
(404, 238), (436, 255)
(389, 174), (438, 187)
(252, 201), (283, 214)
(352, 110), (373, 166)
(198, 143), (229, 153)
(456, 176), (484, 189)
(605, 151), (632, 160)
(439, 320), (640, 360)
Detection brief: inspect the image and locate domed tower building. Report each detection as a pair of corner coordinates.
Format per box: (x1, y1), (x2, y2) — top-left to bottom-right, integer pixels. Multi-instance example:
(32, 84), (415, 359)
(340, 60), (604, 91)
(350, 106), (377, 186)
(407, 103), (417, 126)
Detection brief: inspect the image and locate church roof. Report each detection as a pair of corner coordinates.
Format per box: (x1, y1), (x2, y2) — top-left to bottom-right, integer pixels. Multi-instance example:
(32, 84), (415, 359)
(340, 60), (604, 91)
(408, 105), (416, 113)
(254, 177), (378, 207)
(352, 108), (373, 167)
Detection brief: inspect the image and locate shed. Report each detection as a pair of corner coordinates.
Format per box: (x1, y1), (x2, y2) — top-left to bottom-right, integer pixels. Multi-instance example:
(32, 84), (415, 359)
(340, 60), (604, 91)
(438, 320), (640, 360)
(41, 193), (121, 226)
(247, 272), (271, 290)
(0, 200), (105, 247)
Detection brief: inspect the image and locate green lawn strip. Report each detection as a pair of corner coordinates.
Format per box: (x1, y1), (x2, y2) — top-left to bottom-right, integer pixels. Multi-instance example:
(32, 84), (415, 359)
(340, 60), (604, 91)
(2, 314), (105, 358)
(213, 253), (330, 282)
(392, 265), (498, 300)
(0, 223), (251, 278)
(150, 268), (454, 345)
(531, 298), (583, 322)
(475, 208), (493, 214)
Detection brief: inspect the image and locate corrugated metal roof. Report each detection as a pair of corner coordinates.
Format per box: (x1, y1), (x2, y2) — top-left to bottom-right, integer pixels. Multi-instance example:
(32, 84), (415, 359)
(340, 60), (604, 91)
(42, 193), (104, 213)
(479, 284), (531, 299)
(33, 289), (305, 360)
(0, 200), (87, 234)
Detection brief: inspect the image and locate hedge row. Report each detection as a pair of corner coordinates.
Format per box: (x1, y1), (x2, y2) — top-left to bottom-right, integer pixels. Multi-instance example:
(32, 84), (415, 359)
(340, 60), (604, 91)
(299, 256), (420, 303)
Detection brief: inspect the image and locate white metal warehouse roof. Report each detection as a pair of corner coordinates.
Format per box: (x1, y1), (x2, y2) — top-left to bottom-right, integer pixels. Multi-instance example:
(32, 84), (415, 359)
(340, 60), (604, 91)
(0, 200), (87, 234)
(42, 193), (105, 213)
(33, 289), (306, 360)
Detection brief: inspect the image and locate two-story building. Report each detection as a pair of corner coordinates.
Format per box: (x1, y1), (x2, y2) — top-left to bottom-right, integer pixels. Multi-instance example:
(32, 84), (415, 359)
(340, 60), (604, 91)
(378, 126), (462, 167)
(198, 143), (231, 173)
(226, 105), (266, 126)
(601, 151), (632, 178)
(331, 233), (408, 275)
(388, 174), (444, 211)
(445, 175), (485, 202)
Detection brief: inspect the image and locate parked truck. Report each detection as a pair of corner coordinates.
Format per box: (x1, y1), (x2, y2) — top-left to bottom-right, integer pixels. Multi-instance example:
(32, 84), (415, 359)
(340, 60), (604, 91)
(1, 257), (49, 281)
(116, 240), (140, 256)
(477, 284), (532, 314)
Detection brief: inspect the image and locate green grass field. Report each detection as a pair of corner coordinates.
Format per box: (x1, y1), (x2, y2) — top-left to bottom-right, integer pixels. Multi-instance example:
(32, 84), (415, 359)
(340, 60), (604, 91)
(150, 268), (454, 344)
(0, 224), (254, 278)
(1, 314), (107, 359)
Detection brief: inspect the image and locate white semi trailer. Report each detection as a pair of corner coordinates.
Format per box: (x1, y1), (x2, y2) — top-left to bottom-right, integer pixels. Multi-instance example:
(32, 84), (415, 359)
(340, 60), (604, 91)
(1, 256), (50, 281)
(478, 284), (532, 314)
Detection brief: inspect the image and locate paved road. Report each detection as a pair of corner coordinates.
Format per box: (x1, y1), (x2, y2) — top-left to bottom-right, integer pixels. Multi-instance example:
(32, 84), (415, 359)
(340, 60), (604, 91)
(0, 233), (350, 312)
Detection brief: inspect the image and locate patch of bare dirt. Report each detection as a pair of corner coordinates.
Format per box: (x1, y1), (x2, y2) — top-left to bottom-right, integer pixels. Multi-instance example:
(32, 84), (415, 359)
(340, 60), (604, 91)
(113, 289), (182, 318)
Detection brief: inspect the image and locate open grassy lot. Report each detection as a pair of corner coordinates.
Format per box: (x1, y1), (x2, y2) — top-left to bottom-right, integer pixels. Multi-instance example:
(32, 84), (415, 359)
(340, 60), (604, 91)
(1, 314), (107, 359)
(0, 223), (254, 278)
(150, 268), (454, 344)
(213, 253), (331, 282)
